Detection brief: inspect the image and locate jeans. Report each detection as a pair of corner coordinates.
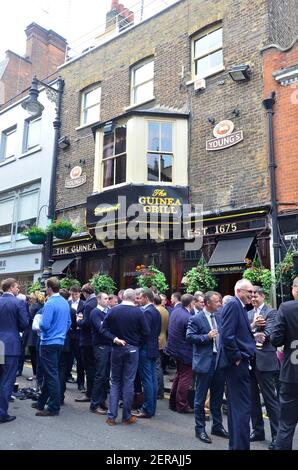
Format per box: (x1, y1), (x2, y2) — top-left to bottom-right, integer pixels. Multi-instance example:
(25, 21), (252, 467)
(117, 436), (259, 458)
(90, 345), (111, 410)
(108, 344), (139, 421)
(37, 344), (63, 413)
(139, 346), (158, 417)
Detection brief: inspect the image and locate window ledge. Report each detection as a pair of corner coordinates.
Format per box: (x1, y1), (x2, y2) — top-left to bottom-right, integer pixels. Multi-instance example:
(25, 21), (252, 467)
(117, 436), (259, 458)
(187, 67), (225, 85)
(0, 156), (16, 167)
(76, 121), (100, 131)
(19, 146), (42, 158)
(124, 97), (155, 112)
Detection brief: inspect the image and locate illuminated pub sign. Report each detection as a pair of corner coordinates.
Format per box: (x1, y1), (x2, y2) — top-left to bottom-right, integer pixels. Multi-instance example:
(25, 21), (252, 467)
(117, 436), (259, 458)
(86, 184), (189, 228)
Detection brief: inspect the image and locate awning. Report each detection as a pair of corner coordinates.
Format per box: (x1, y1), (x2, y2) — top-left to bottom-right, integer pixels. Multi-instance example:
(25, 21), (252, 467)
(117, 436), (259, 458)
(207, 237), (254, 266)
(51, 258), (75, 275)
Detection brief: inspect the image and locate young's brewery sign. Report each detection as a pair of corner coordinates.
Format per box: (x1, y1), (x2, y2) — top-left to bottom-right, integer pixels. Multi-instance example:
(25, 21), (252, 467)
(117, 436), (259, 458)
(206, 120), (243, 151)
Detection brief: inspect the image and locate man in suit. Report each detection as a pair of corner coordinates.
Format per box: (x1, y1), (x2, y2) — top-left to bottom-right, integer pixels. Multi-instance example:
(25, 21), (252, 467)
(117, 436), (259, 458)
(68, 285), (85, 391)
(0, 278), (29, 423)
(134, 289), (161, 418)
(186, 291), (229, 444)
(165, 294), (194, 413)
(75, 284), (97, 402)
(218, 279), (256, 450)
(271, 276), (298, 450)
(248, 286), (280, 449)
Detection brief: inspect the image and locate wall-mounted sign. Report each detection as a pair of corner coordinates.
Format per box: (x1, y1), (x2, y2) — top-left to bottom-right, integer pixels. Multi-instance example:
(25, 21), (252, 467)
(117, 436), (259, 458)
(54, 242), (100, 256)
(209, 265), (246, 274)
(206, 119), (243, 151)
(187, 217), (267, 238)
(65, 166), (87, 188)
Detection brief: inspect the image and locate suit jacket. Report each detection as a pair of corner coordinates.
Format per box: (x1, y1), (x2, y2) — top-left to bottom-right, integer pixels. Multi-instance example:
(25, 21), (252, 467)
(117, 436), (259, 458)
(68, 299), (85, 314)
(218, 297), (256, 369)
(248, 304), (279, 372)
(77, 294), (97, 347)
(142, 304), (161, 359)
(271, 300), (298, 383)
(164, 305), (193, 365)
(186, 310), (221, 373)
(0, 293), (29, 356)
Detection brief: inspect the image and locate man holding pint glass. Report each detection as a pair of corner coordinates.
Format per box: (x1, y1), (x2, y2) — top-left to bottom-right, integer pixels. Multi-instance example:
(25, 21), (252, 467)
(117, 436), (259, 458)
(248, 286), (280, 449)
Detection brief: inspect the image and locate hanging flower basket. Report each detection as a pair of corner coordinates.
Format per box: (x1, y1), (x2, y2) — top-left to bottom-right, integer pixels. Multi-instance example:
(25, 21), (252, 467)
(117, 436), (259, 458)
(52, 227), (73, 240)
(23, 226), (47, 245)
(47, 219), (79, 240)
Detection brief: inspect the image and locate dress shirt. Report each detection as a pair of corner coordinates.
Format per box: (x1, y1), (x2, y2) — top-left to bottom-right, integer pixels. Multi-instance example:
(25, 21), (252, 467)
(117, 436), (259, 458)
(203, 309), (218, 353)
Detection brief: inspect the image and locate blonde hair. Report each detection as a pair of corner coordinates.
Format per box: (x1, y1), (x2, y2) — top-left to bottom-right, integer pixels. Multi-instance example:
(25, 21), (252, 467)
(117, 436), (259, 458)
(30, 291), (46, 304)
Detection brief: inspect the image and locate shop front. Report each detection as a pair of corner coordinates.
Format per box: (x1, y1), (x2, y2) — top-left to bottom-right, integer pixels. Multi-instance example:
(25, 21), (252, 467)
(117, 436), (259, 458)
(0, 250), (42, 293)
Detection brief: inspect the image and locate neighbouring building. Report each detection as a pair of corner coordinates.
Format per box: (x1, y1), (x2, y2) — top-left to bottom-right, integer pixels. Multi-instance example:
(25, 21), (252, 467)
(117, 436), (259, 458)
(53, 0), (298, 294)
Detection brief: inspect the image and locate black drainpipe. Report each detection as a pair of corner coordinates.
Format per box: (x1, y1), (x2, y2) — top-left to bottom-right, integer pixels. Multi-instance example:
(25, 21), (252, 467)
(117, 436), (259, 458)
(262, 91), (280, 269)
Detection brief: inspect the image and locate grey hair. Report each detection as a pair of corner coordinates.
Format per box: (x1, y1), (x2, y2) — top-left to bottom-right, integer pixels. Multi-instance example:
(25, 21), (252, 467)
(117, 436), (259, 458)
(135, 288), (144, 296)
(222, 295), (234, 306)
(123, 288), (136, 302)
(234, 279), (252, 294)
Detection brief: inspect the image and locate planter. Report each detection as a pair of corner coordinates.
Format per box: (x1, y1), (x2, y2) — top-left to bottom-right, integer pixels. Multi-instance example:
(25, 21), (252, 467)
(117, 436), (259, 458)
(52, 227), (73, 239)
(28, 233), (47, 245)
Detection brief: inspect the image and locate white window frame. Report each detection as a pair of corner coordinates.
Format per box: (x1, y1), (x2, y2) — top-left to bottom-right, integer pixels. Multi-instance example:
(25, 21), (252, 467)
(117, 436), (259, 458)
(0, 125), (17, 160)
(146, 120), (174, 184)
(80, 84), (101, 126)
(131, 59), (154, 106)
(102, 126), (127, 189)
(23, 116), (41, 152)
(192, 26), (224, 79)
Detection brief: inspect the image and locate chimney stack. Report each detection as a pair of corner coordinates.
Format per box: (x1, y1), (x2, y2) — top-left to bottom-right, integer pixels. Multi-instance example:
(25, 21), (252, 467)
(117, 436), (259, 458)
(105, 0), (134, 33)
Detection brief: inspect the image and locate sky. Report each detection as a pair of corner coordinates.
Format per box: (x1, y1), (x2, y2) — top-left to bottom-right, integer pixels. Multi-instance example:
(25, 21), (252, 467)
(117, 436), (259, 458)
(0, 0), (178, 59)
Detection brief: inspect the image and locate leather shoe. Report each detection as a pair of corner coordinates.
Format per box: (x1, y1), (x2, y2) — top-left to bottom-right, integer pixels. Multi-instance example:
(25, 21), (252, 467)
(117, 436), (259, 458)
(132, 411), (151, 418)
(0, 415), (16, 423)
(35, 409), (59, 417)
(211, 426), (229, 438)
(196, 431), (212, 444)
(75, 396), (90, 402)
(268, 439), (276, 450)
(250, 431), (265, 442)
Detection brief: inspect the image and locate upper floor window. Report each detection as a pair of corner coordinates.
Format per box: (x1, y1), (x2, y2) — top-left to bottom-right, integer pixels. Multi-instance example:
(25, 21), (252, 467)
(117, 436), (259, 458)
(193, 26), (223, 79)
(131, 59), (154, 105)
(23, 116), (41, 152)
(81, 85), (101, 125)
(147, 121), (173, 182)
(0, 125), (17, 161)
(0, 183), (40, 244)
(102, 126), (126, 188)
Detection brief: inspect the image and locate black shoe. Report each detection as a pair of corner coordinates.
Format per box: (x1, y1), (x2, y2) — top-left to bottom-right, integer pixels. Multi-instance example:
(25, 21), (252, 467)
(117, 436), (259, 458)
(268, 439), (276, 450)
(196, 431), (212, 444)
(0, 415), (16, 423)
(250, 431), (265, 442)
(211, 426), (229, 438)
(74, 396), (90, 402)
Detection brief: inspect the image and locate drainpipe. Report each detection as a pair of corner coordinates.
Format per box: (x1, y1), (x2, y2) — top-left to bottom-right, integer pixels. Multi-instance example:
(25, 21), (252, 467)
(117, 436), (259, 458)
(262, 91), (280, 304)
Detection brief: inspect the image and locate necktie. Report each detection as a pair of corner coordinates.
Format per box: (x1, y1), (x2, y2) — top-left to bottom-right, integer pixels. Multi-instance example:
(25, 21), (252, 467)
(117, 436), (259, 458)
(210, 314), (219, 352)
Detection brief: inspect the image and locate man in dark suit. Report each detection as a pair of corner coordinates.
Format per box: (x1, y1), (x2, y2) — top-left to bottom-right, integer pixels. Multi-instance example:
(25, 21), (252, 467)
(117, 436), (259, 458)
(75, 284), (97, 402)
(134, 289), (161, 418)
(0, 278), (29, 423)
(186, 291), (229, 444)
(218, 279), (256, 450)
(271, 276), (298, 450)
(68, 285), (85, 390)
(248, 286), (280, 449)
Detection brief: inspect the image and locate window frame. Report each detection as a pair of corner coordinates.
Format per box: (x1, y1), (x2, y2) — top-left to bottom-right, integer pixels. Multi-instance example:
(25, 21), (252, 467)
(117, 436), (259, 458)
(80, 84), (101, 126)
(192, 25), (224, 79)
(131, 58), (154, 106)
(0, 125), (17, 161)
(146, 120), (174, 184)
(23, 116), (41, 153)
(102, 126), (127, 188)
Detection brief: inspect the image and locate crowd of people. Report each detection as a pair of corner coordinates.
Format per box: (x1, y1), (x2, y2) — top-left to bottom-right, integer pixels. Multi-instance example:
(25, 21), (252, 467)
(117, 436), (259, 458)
(0, 275), (298, 451)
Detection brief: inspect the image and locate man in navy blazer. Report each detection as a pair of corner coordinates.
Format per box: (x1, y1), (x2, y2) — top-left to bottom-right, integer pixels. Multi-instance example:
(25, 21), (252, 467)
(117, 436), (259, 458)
(218, 279), (256, 450)
(186, 291), (229, 444)
(134, 289), (161, 418)
(0, 278), (29, 423)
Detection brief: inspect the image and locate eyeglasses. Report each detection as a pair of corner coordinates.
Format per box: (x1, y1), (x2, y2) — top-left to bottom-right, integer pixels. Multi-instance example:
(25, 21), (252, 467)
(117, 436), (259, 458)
(240, 288), (254, 294)
(292, 285), (298, 288)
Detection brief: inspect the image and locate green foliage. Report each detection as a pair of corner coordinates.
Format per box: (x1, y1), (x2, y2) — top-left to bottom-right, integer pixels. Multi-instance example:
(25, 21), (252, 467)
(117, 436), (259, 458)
(28, 281), (42, 294)
(60, 277), (81, 290)
(136, 265), (169, 293)
(23, 226), (47, 236)
(275, 251), (298, 300)
(47, 219), (80, 233)
(89, 273), (116, 295)
(242, 263), (273, 299)
(182, 259), (217, 294)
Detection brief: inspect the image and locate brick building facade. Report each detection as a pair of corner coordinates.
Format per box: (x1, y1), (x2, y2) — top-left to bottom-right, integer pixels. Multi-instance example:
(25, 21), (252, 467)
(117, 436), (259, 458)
(52, 0), (297, 293)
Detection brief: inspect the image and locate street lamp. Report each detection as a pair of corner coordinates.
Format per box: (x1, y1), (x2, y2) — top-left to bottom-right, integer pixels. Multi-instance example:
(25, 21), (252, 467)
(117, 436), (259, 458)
(22, 75), (64, 287)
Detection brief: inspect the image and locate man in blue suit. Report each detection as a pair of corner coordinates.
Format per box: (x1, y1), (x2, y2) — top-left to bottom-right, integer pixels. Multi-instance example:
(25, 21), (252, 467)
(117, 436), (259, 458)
(186, 291), (229, 444)
(218, 279), (256, 450)
(0, 278), (29, 423)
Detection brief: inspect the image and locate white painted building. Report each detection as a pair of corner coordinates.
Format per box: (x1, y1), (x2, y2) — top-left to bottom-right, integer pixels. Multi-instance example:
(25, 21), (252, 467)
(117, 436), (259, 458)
(0, 84), (56, 291)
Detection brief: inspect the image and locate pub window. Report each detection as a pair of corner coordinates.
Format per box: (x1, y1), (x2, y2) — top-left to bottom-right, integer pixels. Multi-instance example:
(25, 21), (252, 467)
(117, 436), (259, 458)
(131, 59), (154, 106)
(147, 121), (173, 182)
(102, 126), (126, 188)
(192, 25), (223, 79)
